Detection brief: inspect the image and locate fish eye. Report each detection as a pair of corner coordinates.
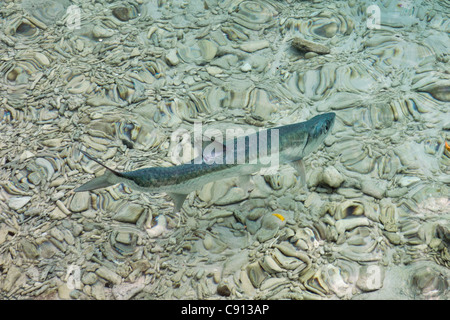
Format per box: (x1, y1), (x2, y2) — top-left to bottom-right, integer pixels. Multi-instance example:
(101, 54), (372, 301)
(313, 120), (330, 137)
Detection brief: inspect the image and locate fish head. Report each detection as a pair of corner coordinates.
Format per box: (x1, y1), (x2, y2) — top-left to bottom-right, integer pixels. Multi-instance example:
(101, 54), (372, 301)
(302, 112), (335, 156)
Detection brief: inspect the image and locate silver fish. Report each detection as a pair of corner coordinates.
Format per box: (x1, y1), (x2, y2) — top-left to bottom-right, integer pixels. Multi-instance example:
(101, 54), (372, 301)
(75, 112), (335, 212)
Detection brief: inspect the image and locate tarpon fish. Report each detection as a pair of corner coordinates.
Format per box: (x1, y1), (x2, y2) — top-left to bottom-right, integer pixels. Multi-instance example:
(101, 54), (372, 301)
(75, 112), (335, 212)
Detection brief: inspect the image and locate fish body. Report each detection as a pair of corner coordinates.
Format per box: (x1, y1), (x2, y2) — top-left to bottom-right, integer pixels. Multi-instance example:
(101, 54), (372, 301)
(75, 112), (335, 212)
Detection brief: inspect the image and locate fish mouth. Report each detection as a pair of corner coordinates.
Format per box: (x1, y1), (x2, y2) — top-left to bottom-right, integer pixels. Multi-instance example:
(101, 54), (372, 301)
(325, 112), (336, 131)
(321, 112), (336, 125)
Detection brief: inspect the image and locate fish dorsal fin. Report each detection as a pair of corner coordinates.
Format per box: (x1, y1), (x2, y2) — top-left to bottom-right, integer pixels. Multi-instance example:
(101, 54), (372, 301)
(168, 193), (188, 213)
(193, 133), (227, 164)
(290, 159), (306, 187)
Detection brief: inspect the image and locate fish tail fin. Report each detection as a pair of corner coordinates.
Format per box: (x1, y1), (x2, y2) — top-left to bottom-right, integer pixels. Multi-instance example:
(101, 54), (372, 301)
(74, 150), (124, 192)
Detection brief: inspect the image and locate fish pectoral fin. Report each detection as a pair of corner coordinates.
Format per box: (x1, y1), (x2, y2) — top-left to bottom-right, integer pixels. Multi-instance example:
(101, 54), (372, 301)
(168, 192), (189, 213)
(290, 159), (306, 187)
